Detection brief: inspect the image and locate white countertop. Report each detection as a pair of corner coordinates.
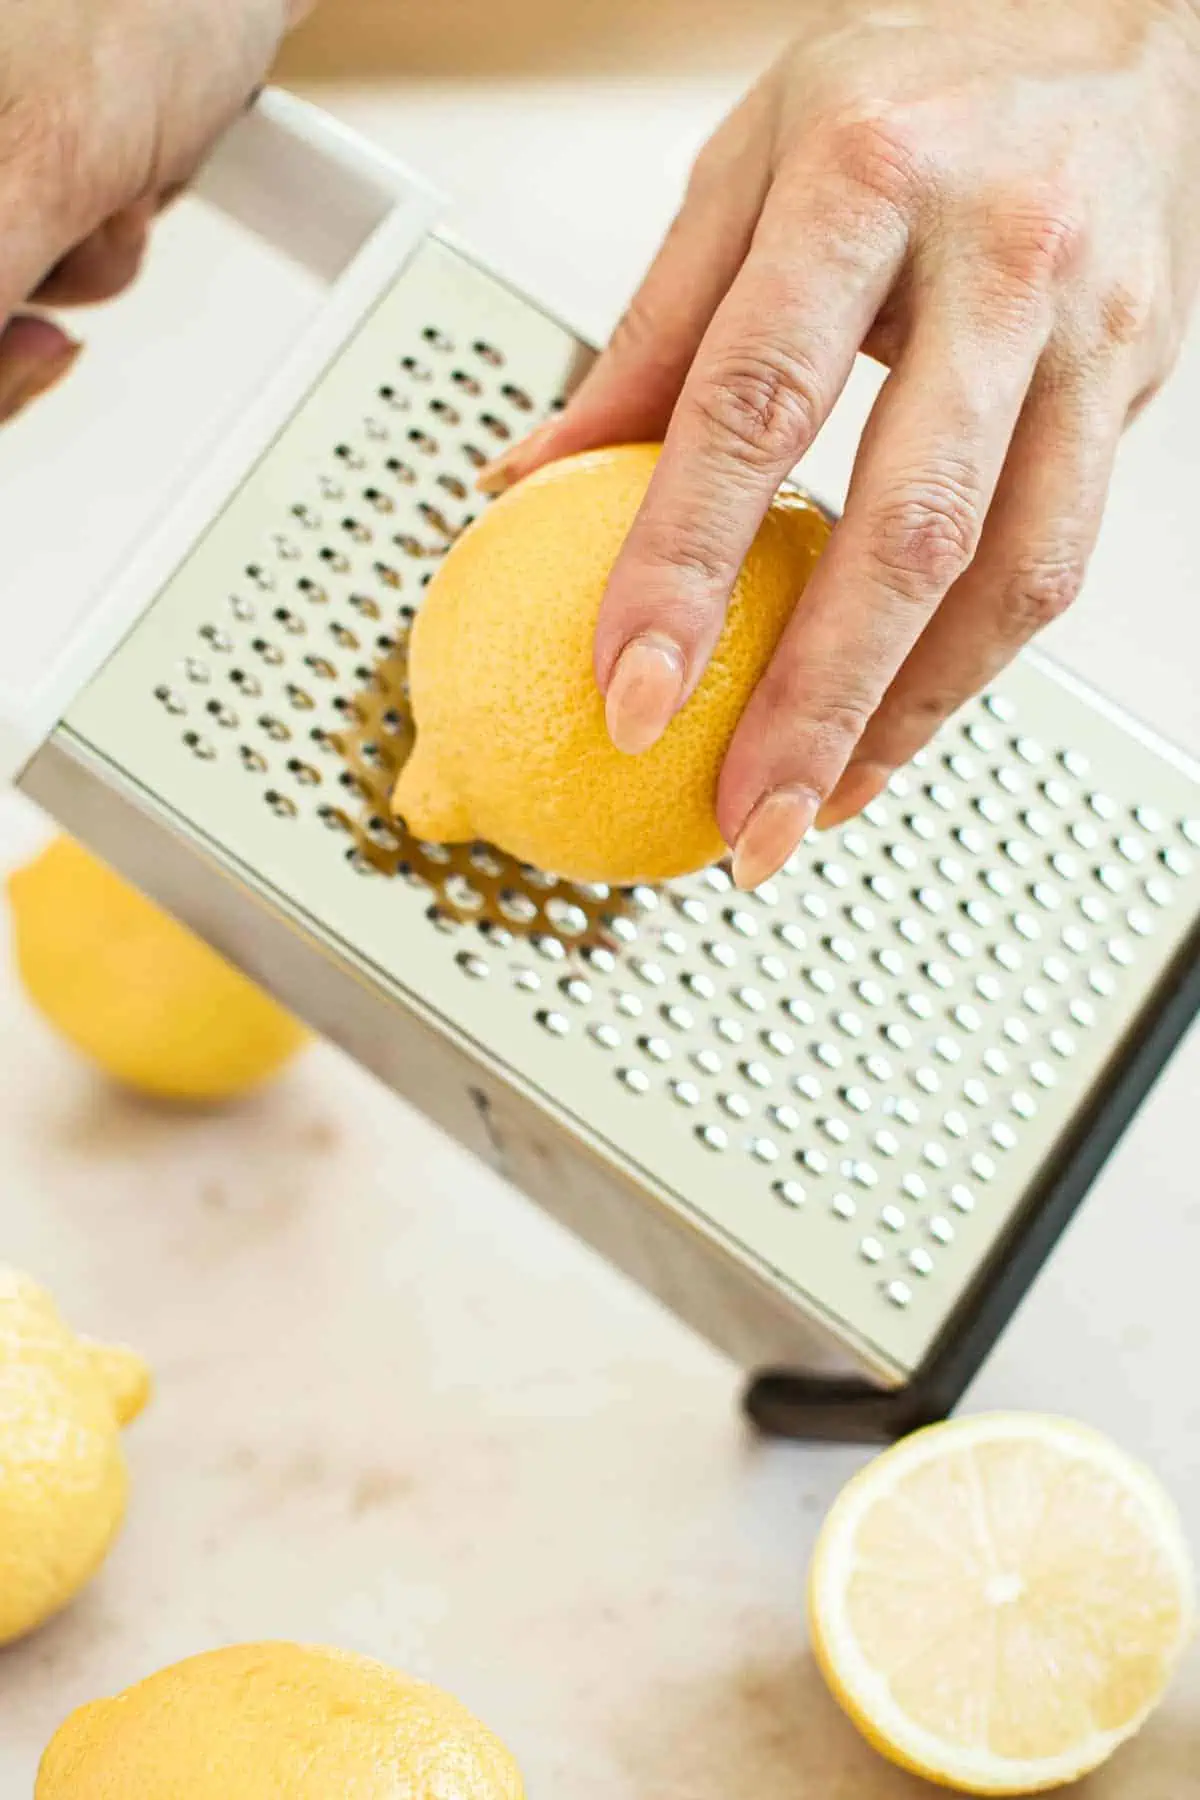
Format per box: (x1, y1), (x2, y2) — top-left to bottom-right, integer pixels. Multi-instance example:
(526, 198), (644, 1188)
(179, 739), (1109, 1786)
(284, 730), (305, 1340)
(2, 65), (1199, 1798)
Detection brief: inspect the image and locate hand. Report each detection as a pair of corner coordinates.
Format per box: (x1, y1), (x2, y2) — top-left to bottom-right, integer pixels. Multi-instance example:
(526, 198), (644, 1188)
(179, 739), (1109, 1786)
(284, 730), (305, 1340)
(486, 0), (1200, 888)
(0, 0), (312, 424)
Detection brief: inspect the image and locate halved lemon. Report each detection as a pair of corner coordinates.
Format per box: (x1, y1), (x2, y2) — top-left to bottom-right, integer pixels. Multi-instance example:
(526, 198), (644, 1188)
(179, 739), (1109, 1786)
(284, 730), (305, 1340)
(809, 1413), (1195, 1794)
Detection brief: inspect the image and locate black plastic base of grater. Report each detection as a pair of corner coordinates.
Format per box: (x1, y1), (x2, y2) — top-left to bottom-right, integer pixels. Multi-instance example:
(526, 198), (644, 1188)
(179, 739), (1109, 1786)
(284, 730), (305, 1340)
(745, 919), (1200, 1444)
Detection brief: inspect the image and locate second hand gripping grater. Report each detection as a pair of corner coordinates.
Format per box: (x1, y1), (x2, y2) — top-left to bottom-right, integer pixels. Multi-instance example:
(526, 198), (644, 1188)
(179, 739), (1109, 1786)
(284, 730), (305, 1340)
(5, 92), (1199, 1443)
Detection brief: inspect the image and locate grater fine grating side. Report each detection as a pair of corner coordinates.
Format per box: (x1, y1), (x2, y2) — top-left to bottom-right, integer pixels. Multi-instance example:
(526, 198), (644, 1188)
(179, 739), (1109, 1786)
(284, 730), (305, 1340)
(15, 94), (1200, 1442)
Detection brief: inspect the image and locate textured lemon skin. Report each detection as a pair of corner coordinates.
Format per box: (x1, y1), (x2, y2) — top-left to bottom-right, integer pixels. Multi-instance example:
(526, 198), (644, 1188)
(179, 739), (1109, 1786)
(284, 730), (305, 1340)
(36, 1643), (526, 1799)
(393, 444), (830, 885)
(8, 837), (307, 1102)
(0, 1267), (150, 1648)
(807, 1413), (1196, 1796)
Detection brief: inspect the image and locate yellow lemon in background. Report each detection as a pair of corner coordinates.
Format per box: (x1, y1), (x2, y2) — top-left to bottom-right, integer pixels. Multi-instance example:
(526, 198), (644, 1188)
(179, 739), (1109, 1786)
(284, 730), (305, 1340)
(393, 444), (830, 884)
(37, 1642), (525, 1799)
(0, 1266), (150, 1647)
(809, 1412), (1195, 1794)
(8, 836), (307, 1102)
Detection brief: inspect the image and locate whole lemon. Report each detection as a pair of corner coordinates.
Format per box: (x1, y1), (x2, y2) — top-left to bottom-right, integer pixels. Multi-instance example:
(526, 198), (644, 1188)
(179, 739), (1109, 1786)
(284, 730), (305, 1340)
(0, 1266), (150, 1647)
(37, 1642), (525, 1799)
(393, 444), (830, 884)
(8, 837), (307, 1102)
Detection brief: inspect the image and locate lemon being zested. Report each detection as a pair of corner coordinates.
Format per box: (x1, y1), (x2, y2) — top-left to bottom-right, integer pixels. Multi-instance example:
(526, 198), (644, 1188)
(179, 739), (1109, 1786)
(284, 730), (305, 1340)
(809, 1412), (1195, 1794)
(36, 1642), (525, 1798)
(0, 1266), (150, 1647)
(8, 836), (307, 1102)
(393, 444), (830, 884)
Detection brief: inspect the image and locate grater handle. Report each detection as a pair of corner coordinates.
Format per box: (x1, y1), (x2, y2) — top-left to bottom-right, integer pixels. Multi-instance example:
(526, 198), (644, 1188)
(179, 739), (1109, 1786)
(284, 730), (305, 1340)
(195, 87), (439, 284)
(0, 88), (442, 787)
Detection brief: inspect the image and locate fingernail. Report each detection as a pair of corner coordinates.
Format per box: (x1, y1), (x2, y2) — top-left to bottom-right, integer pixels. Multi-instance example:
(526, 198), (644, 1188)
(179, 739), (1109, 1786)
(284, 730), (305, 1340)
(0, 340), (80, 423)
(815, 761), (893, 831)
(476, 419), (559, 495)
(604, 634), (686, 755)
(476, 455), (518, 496)
(731, 787), (819, 891)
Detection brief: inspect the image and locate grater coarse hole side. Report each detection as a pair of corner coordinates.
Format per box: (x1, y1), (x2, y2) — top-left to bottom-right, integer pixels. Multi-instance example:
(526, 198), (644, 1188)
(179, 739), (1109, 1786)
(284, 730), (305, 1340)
(56, 235), (1200, 1383)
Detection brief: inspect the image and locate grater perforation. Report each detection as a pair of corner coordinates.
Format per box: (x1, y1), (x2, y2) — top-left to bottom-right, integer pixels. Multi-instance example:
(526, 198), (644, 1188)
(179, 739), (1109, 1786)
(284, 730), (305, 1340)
(13, 92), (1200, 1440)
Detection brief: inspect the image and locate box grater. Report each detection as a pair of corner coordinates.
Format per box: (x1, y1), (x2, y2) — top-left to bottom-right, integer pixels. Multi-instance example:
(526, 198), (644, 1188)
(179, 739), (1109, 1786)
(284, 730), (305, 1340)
(8, 91), (1200, 1443)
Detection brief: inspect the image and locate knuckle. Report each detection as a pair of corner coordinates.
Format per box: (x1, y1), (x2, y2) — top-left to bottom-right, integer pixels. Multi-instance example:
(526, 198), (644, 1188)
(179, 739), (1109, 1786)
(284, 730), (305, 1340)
(692, 345), (825, 470)
(1003, 553), (1086, 634)
(867, 478), (982, 599)
(756, 672), (873, 779)
(635, 515), (732, 599)
(820, 106), (925, 214)
(1099, 275), (1159, 350)
(806, 698), (876, 770)
(982, 189), (1085, 297)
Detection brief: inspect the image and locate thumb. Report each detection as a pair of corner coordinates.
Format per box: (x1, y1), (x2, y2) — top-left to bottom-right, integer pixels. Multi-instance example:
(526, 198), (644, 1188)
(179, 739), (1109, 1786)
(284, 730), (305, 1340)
(0, 313), (80, 424)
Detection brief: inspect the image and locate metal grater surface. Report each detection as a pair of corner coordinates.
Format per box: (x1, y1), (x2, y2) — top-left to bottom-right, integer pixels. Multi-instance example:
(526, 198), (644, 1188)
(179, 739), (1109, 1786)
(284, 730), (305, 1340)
(53, 234), (1200, 1386)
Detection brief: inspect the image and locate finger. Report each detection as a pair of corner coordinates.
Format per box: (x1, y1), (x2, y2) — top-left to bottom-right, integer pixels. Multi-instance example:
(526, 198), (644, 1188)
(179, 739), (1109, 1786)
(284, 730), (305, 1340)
(817, 363), (1126, 825)
(477, 85), (776, 495)
(34, 203), (154, 308)
(0, 313), (80, 424)
(0, 168), (85, 326)
(596, 151), (914, 757)
(719, 261), (1059, 888)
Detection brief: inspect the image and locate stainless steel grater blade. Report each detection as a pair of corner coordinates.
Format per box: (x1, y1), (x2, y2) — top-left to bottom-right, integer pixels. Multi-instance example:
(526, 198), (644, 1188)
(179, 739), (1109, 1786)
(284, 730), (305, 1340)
(10, 92), (1200, 1442)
